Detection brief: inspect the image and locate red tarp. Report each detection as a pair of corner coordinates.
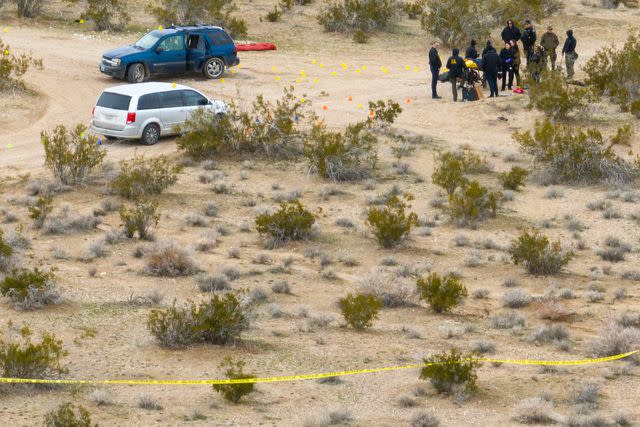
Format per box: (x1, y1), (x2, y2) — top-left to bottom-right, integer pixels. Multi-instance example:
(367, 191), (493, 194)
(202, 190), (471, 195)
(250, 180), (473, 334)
(235, 43), (277, 51)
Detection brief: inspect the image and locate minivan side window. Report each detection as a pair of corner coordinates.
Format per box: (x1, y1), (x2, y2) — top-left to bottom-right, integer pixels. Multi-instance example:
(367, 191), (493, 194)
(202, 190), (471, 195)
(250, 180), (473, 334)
(137, 93), (161, 110)
(158, 35), (184, 52)
(181, 90), (208, 107)
(158, 91), (184, 108)
(97, 92), (131, 110)
(207, 31), (232, 46)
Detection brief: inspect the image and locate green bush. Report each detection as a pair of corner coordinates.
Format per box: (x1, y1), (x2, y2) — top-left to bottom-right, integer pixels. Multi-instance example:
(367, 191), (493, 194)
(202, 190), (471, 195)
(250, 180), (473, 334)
(147, 293), (250, 348)
(317, 0), (400, 33)
(338, 293), (383, 330)
(528, 69), (591, 120)
(265, 5), (282, 21)
(13, 0), (45, 17)
(41, 124), (106, 185)
(585, 34), (640, 117)
(367, 99), (402, 128)
(419, 348), (481, 393)
(28, 195), (53, 229)
(420, 0), (490, 47)
(149, 0), (248, 37)
(510, 229), (573, 275)
(432, 152), (469, 196)
(366, 194), (418, 248)
(111, 153), (180, 200)
(497, 166), (528, 191)
(44, 402), (95, 427)
(304, 121), (378, 181)
(212, 357), (256, 403)
(0, 37), (43, 92)
(177, 87), (312, 160)
(0, 326), (67, 381)
(610, 123), (634, 146)
(416, 272), (467, 313)
(255, 200), (315, 243)
(66, 0), (130, 30)
(402, 0), (424, 18)
(487, 0), (563, 25)
(0, 267), (61, 310)
(353, 29), (368, 43)
(119, 200), (159, 239)
(0, 229), (14, 263)
(449, 180), (501, 225)
(514, 119), (639, 184)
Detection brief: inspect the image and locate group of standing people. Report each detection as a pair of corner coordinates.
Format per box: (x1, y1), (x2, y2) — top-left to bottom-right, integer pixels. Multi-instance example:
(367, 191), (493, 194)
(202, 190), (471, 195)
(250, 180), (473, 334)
(428, 19), (579, 101)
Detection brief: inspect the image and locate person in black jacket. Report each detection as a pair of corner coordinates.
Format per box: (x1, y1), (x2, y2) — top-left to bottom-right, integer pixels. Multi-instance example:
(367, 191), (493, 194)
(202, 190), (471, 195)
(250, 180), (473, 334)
(501, 19), (521, 45)
(482, 47), (501, 97)
(521, 20), (537, 65)
(482, 40), (495, 56)
(428, 41), (442, 99)
(562, 29), (577, 80)
(445, 48), (467, 102)
(465, 40), (479, 60)
(499, 42), (515, 91)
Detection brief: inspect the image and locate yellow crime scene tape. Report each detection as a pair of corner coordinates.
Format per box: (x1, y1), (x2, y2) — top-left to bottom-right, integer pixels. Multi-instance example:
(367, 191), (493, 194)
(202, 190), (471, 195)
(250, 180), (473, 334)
(0, 350), (636, 386)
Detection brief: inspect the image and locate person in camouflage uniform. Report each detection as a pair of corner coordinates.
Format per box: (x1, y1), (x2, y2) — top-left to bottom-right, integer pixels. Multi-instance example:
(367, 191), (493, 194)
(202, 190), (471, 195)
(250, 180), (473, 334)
(540, 25), (559, 70)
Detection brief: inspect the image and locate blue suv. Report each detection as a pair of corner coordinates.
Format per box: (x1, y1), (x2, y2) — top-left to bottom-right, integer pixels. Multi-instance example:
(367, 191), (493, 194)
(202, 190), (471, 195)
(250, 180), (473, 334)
(99, 25), (240, 83)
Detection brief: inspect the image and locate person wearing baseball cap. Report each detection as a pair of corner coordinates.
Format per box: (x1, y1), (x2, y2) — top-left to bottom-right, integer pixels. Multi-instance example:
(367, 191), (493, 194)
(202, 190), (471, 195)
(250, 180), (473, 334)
(540, 25), (560, 70)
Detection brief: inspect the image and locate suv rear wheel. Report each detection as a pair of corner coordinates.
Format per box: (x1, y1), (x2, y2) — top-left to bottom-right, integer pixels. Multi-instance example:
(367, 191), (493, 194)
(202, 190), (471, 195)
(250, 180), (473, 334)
(203, 58), (225, 79)
(141, 124), (160, 146)
(127, 63), (145, 83)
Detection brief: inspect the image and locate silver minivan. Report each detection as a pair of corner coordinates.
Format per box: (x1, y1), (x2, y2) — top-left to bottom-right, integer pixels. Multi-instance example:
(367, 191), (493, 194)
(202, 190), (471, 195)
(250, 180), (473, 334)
(91, 82), (228, 145)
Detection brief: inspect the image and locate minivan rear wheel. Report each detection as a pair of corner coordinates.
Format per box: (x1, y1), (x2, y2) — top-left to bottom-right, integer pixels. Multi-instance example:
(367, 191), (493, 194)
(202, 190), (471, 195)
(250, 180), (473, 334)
(203, 58), (225, 79)
(127, 63), (145, 83)
(141, 124), (160, 146)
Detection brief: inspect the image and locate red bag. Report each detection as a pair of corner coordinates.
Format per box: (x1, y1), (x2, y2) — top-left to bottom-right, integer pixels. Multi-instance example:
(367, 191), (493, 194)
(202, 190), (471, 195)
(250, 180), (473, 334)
(235, 43), (277, 51)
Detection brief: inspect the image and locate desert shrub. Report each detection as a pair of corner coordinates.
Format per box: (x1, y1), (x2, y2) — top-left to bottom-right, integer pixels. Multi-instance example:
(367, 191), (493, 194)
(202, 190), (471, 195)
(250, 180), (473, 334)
(366, 194), (418, 248)
(177, 88), (311, 160)
(111, 153), (180, 200)
(0, 37), (43, 92)
(360, 271), (414, 307)
(611, 123), (634, 146)
(585, 34), (640, 117)
(432, 152), (469, 196)
(28, 196), (53, 229)
(119, 200), (159, 239)
(255, 200), (314, 243)
(0, 326), (67, 381)
(402, 0), (424, 18)
(338, 293), (383, 330)
(149, 0), (247, 37)
(41, 124), (106, 185)
(304, 121), (378, 181)
(488, 0), (563, 28)
(532, 323), (568, 343)
(0, 229), (14, 269)
(589, 322), (640, 363)
(352, 29), (368, 43)
(513, 397), (559, 424)
(416, 272), (467, 313)
(65, 0), (130, 30)
(490, 311), (525, 329)
(265, 5), (282, 21)
(367, 99), (402, 127)
(145, 243), (198, 277)
(528, 69), (591, 120)
(420, 0), (491, 47)
(13, 0), (45, 17)
(419, 348), (481, 393)
(449, 181), (501, 225)
(317, 0), (400, 33)
(514, 119), (639, 184)
(410, 411), (440, 427)
(212, 357), (256, 403)
(0, 267), (61, 310)
(41, 205), (99, 235)
(147, 293), (249, 347)
(44, 402), (95, 427)
(497, 166), (528, 191)
(502, 289), (531, 308)
(600, 0), (639, 7)
(511, 230), (573, 275)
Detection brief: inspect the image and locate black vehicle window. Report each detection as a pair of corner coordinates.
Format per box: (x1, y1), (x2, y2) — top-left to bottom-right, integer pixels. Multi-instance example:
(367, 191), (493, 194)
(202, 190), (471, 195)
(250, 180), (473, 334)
(96, 92), (131, 110)
(181, 90), (207, 107)
(158, 35), (184, 52)
(158, 91), (184, 108)
(137, 93), (160, 110)
(207, 31), (232, 46)
(187, 34), (203, 50)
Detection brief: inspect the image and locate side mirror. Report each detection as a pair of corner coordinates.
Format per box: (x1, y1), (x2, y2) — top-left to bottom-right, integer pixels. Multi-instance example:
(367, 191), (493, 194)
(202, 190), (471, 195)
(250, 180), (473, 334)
(155, 47), (164, 54)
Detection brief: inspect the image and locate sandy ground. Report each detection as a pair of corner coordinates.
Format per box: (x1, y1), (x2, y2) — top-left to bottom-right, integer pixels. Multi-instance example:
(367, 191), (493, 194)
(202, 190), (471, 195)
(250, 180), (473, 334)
(1, 0), (640, 425)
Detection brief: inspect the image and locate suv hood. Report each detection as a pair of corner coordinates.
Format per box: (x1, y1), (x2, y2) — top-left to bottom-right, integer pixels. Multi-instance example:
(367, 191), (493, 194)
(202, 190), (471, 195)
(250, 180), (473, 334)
(103, 45), (142, 60)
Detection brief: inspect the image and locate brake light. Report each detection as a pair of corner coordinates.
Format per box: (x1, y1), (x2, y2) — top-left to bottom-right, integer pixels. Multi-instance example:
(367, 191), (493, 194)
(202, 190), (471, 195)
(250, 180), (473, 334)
(92, 106), (95, 116)
(126, 112), (136, 124)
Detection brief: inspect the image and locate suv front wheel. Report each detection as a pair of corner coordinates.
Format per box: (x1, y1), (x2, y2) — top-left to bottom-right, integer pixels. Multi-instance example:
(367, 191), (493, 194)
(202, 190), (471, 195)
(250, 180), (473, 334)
(203, 58), (225, 79)
(141, 124), (160, 146)
(127, 63), (145, 83)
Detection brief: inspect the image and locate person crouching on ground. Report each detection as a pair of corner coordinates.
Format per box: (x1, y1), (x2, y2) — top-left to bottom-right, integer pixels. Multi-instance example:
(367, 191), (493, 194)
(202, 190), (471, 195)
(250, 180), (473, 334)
(446, 48), (467, 102)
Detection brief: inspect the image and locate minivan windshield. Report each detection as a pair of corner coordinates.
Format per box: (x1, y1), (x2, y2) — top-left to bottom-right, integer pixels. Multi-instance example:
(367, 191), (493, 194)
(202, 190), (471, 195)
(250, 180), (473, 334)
(134, 32), (161, 49)
(97, 92), (131, 110)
